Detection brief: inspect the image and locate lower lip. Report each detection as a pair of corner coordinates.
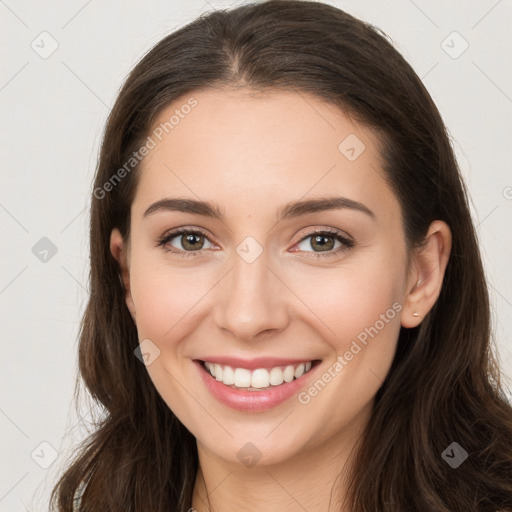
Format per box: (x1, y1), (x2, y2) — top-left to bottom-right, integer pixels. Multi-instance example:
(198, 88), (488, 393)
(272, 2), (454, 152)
(194, 360), (320, 412)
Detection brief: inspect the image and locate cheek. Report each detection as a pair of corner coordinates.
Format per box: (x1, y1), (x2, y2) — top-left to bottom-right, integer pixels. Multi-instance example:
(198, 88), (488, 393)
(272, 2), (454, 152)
(286, 252), (406, 351)
(325, 275), (402, 349)
(127, 260), (213, 427)
(288, 254), (405, 436)
(128, 257), (212, 341)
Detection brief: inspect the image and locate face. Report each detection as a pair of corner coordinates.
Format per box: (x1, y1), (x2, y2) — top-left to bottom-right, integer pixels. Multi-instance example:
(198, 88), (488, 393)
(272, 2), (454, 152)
(111, 87), (419, 467)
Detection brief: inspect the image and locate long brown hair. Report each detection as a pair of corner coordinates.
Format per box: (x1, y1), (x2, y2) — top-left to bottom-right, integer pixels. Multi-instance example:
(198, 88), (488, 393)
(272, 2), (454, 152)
(50, 1), (512, 510)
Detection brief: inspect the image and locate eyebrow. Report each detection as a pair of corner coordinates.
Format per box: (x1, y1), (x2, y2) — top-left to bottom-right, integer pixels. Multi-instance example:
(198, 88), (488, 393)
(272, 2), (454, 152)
(143, 196), (375, 221)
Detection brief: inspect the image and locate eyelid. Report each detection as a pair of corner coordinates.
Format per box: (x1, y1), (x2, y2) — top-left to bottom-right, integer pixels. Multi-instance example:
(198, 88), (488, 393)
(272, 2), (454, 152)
(294, 226), (353, 245)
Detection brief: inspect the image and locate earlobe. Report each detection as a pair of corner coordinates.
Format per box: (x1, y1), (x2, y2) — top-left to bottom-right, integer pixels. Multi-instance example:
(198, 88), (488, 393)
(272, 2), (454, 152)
(401, 220), (452, 328)
(110, 228), (136, 321)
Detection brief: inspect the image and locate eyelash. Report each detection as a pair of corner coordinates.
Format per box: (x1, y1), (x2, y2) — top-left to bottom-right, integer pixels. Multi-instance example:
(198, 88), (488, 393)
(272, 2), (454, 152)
(156, 227), (355, 259)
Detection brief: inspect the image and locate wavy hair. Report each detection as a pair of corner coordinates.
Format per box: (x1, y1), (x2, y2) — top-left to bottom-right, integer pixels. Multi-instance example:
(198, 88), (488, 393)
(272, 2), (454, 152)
(51, 1), (512, 510)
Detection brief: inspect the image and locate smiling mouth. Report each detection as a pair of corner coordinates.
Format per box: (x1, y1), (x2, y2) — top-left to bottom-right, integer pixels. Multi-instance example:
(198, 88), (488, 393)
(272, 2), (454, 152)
(198, 359), (321, 391)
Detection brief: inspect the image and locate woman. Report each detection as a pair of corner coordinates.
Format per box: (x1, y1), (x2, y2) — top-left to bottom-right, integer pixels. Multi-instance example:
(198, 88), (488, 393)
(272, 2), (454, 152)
(51, 1), (512, 510)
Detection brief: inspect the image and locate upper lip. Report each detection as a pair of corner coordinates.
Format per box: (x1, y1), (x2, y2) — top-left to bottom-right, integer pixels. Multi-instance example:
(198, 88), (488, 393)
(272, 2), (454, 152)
(195, 356), (318, 370)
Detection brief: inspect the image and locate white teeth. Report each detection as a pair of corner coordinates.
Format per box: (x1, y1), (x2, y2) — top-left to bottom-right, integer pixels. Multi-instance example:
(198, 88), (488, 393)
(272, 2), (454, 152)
(234, 368), (251, 388)
(222, 365), (235, 385)
(204, 360), (316, 390)
(251, 369), (270, 388)
(283, 365), (295, 383)
(269, 367), (284, 386)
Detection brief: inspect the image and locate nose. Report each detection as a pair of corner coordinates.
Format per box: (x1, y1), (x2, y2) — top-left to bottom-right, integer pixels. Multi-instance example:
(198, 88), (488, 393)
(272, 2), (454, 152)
(213, 247), (291, 342)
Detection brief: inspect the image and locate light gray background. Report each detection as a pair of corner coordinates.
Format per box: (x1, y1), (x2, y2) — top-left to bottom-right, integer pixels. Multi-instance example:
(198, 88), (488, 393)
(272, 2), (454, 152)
(1, 0), (511, 510)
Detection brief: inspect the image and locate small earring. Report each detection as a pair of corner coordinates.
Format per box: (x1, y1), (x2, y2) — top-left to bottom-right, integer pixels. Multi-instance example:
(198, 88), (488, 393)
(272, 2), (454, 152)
(413, 312), (420, 317)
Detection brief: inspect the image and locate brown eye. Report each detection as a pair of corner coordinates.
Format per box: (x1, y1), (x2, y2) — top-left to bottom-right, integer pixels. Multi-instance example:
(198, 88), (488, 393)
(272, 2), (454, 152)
(310, 233), (336, 252)
(158, 228), (215, 255)
(179, 232), (205, 251)
(294, 230), (354, 258)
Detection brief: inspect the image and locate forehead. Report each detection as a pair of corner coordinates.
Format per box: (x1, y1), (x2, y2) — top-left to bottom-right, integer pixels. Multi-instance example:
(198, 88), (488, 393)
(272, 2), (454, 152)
(132, 87), (399, 225)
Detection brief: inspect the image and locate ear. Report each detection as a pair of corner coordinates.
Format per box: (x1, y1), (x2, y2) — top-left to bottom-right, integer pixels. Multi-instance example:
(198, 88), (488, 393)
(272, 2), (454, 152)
(110, 228), (136, 321)
(401, 220), (452, 328)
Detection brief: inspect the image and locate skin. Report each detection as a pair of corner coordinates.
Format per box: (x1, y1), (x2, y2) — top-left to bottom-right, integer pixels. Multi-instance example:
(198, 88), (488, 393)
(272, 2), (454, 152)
(110, 87), (452, 511)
